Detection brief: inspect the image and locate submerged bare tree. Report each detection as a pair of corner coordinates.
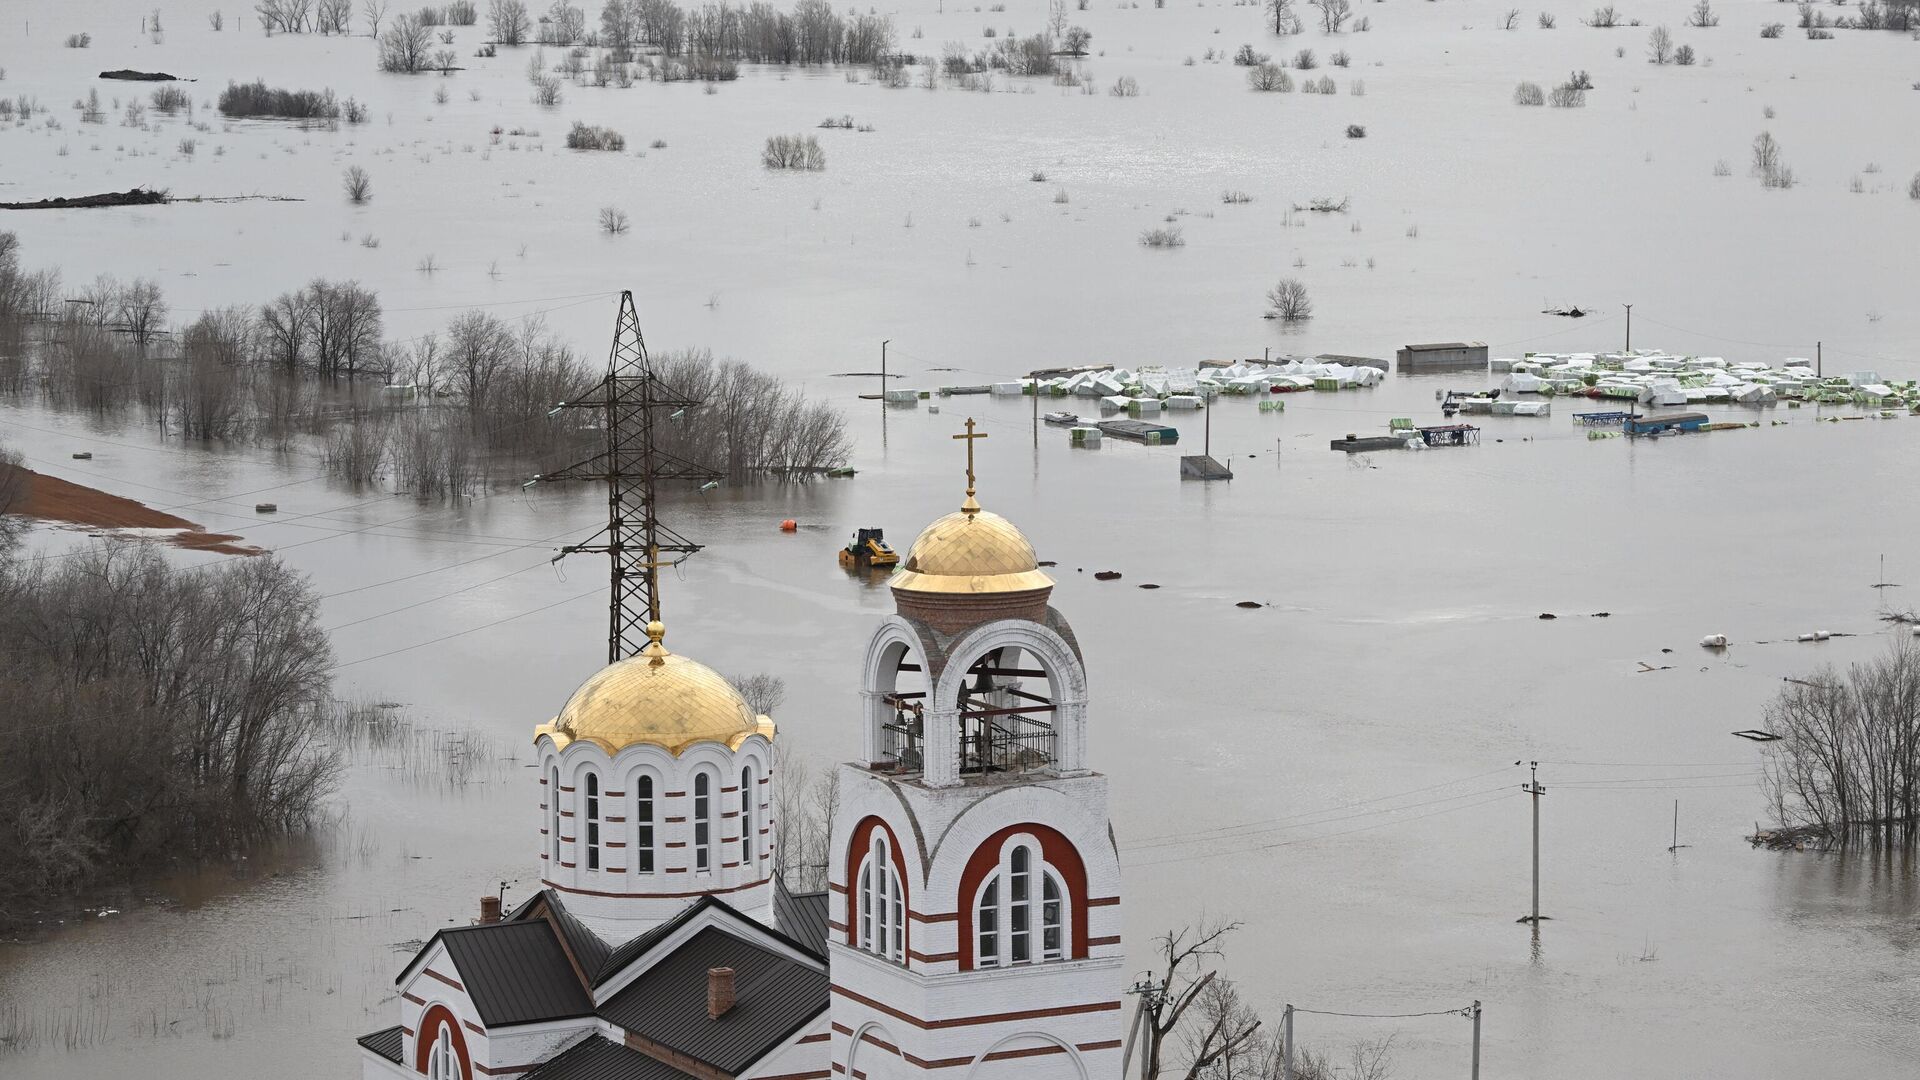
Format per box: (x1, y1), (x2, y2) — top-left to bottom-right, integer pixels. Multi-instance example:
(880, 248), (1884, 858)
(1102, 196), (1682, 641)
(1265, 0), (1302, 34)
(0, 539), (337, 919)
(1310, 0), (1352, 33)
(772, 739), (839, 893)
(1763, 643), (1920, 839)
(1265, 278), (1313, 321)
(490, 0), (533, 43)
(378, 14), (434, 71)
(650, 348), (851, 482)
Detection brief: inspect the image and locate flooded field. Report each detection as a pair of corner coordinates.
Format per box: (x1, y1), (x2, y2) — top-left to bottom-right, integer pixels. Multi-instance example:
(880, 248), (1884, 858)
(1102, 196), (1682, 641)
(3, 0), (1919, 1077)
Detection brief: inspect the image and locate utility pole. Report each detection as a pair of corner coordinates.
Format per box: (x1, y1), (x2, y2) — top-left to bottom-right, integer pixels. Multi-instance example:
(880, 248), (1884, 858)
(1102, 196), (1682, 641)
(1519, 761), (1546, 924)
(537, 291), (721, 664)
(1623, 303), (1633, 353)
(1281, 1004), (1295, 1080)
(1470, 1000), (1482, 1080)
(1031, 369), (1040, 445)
(880, 340), (889, 400)
(1817, 340), (1822, 378)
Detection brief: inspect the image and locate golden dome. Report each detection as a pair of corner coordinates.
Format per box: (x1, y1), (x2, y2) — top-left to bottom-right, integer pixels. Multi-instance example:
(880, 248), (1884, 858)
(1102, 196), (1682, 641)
(534, 622), (775, 755)
(890, 507), (1055, 595)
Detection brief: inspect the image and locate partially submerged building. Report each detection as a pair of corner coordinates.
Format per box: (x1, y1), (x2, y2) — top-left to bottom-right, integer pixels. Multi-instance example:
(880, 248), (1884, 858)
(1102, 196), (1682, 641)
(1396, 342), (1489, 371)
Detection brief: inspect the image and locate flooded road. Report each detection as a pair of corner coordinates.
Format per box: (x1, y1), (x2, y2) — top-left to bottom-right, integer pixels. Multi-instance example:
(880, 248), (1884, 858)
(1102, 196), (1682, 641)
(4, 0), (1920, 1074)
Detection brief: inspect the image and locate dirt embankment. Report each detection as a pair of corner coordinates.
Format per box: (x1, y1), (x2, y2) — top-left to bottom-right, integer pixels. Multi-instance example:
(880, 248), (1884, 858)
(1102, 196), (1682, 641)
(13, 468), (261, 555)
(0, 188), (169, 211)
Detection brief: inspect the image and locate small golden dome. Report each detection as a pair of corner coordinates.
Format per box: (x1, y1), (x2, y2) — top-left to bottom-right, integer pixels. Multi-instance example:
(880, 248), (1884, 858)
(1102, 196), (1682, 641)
(890, 508), (1055, 595)
(534, 625), (775, 755)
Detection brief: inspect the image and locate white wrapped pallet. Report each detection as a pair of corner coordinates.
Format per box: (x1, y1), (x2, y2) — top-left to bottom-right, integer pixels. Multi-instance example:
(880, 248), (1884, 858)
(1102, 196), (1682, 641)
(991, 382), (1024, 396)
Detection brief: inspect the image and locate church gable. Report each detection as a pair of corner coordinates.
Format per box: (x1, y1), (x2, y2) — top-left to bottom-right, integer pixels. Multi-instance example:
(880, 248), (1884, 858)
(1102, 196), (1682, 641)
(599, 925), (828, 1073)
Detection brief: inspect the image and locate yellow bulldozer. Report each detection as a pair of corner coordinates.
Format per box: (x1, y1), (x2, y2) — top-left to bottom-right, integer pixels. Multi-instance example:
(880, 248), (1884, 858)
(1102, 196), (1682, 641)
(839, 527), (899, 569)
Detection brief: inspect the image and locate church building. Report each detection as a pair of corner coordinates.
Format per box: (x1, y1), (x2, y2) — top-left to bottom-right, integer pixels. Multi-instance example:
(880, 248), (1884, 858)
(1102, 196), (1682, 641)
(357, 435), (1127, 1080)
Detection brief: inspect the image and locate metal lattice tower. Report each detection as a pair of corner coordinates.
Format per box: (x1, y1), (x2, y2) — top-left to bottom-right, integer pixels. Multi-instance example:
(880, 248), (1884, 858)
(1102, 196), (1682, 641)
(540, 291), (721, 664)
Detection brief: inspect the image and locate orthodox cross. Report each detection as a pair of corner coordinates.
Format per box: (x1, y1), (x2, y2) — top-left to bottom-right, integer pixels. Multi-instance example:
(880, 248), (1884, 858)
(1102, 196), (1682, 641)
(953, 417), (987, 512)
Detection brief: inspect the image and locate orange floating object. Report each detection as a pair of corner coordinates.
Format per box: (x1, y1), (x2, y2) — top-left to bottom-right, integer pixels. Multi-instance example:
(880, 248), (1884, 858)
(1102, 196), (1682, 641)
(780, 519), (797, 532)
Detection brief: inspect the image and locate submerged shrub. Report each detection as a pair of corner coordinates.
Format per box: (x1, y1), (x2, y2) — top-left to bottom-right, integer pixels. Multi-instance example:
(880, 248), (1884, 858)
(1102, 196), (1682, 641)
(565, 121), (625, 150)
(1247, 62), (1293, 91)
(1345, 123), (1366, 138)
(1139, 224), (1185, 248)
(1548, 81), (1587, 106)
(218, 80), (339, 119)
(149, 85), (191, 112)
(762, 133), (825, 170)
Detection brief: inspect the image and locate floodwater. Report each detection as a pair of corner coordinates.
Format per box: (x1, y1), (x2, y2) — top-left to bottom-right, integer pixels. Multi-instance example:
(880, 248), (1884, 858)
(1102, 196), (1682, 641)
(3, 0), (1920, 1077)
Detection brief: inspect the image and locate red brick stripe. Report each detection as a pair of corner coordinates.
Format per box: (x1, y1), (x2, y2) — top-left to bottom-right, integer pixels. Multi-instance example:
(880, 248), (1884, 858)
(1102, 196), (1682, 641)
(425, 968), (464, 992)
(542, 875), (770, 899)
(830, 984), (1120, 1030)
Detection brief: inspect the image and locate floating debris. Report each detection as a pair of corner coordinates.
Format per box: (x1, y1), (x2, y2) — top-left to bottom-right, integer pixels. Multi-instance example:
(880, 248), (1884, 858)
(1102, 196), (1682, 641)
(1700, 634), (1729, 649)
(1236, 601), (1263, 609)
(1094, 571), (1122, 581)
(1138, 583), (1160, 590)
(1538, 613), (1557, 620)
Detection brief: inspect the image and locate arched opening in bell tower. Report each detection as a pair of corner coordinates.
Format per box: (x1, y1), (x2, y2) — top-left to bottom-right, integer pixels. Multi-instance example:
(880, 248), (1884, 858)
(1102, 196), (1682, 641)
(954, 644), (1057, 779)
(872, 638), (931, 775)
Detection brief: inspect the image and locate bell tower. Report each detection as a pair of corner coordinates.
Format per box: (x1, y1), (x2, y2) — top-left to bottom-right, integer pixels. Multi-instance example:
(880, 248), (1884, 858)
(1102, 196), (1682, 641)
(828, 419), (1125, 1080)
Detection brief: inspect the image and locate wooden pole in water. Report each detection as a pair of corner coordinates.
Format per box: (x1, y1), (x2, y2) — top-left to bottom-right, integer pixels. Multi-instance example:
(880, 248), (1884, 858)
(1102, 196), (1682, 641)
(1032, 369), (1040, 444)
(880, 340), (888, 399)
(1520, 761), (1546, 924)
(1280, 1004), (1294, 1080)
(1470, 1001), (1482, 1080)
(1817, 340), (1822, 378)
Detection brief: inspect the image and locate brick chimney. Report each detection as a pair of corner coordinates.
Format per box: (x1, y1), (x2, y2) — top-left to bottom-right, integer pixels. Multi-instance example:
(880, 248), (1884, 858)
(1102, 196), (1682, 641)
(479, 895), (502, 924)
(707, 967), (736, 1019)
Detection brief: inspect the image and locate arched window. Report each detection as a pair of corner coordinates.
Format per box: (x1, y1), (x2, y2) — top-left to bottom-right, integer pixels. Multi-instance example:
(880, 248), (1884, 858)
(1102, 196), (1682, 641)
(972, 838), (1067, 968)
(858, 833), (904, 963)
(548, 766), (560, 865)
(427, 1024), (458, 1080)
(694, 772), (712, 873)
(635, 775), (655, 874)
(739, 765), (755, 868)
(584, 772), (601, 871)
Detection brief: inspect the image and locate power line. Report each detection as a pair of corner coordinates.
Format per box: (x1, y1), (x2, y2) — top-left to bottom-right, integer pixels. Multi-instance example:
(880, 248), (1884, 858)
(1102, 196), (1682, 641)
(1128, 764), (1519, 846)
(329, 582), (601, 671)
(1128, 790), (1519, 870)
(1125, 784), (1521, 853)
(1291, 1005), (1476, 1020)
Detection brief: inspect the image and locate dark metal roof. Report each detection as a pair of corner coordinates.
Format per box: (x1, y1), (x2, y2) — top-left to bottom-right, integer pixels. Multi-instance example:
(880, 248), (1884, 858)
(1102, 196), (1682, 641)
(357, 1026), (404, 1064)
(594, 904), (695, 988)
(544, 893), (614, 982)
(599, 927), (829, 1074)
(438, 921), (594, 1027)
(773, 881), (829, 959)
(521, 1036), (700, 1080)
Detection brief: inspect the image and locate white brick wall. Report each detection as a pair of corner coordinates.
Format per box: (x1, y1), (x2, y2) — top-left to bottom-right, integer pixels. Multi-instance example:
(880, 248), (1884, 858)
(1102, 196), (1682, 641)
(537, 735), (777, 943)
